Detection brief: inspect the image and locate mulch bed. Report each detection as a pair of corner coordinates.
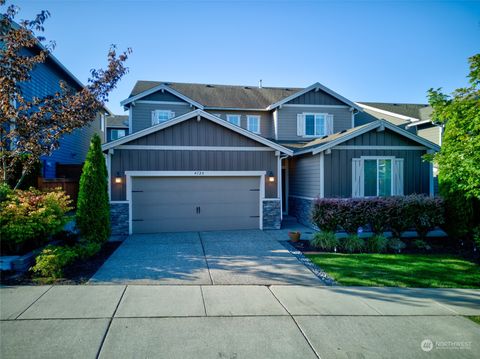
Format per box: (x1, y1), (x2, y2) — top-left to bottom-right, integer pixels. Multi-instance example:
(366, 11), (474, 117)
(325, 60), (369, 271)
(0, 241), (122, 285)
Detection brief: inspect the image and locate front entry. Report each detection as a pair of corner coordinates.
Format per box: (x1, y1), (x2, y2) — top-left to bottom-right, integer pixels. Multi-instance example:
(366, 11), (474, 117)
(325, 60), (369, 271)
(131, 176), (261, 233)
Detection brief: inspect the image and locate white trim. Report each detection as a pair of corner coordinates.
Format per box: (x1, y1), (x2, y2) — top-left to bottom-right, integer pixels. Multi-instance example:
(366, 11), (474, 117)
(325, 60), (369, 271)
(135, 100), (188, 106)
(204, 106), (268, 111)
(121, 84), (204, 109)
(125, 171), (267, 234)
(351, 111), (355, 128)
(273, 109), (279, 141)
(106, 153), (111, 201)
(226, 114), (241, 126)
(128, 107), (132, 134)
(405, 119), (434, 128)
(319, 152), (325, 198)
(276, 154), (283, 220)
(110, 129), (126, 140)
(428, 149), (435, 197)
(293, 120), (440, 156)
(116, 145), (274, 151)
(357, 103), (422, 122)
(302, 112), (328, 138)
(110, 201), (129, 204)
(333, 145), (427, 150)
(284, 159), (289, 215)
(151, 110), (175, 126)
(282, 104), (349, 109)
(267, 82), (362, 112)
(102, 109), (293, 155)
(247, 115), (261, 134)
(439, 125), (443, 147)
(288, 195), (315, 201)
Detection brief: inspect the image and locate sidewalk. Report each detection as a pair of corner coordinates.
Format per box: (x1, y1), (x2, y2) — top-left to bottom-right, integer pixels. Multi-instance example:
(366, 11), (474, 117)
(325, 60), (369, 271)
(1, 285), (479, 358)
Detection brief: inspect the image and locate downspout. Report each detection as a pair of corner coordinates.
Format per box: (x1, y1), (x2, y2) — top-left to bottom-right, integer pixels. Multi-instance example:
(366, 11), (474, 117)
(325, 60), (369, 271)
(279, 154), (289, 221)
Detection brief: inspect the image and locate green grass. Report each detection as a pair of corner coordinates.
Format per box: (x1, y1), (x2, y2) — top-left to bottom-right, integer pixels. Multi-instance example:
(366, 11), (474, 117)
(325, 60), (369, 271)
(468, 316), (480, 325)
(306, 253), (480, 288)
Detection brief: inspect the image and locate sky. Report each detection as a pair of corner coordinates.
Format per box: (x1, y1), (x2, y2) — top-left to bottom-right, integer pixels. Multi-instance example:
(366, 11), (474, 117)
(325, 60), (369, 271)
(10, 0), (480, 114)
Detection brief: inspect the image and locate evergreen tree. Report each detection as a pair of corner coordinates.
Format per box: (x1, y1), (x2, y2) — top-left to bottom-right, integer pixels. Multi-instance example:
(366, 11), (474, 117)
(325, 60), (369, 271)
(76, 134), (110, 243)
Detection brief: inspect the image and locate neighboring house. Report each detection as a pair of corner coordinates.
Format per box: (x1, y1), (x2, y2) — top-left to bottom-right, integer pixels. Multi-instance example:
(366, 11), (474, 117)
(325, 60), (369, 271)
(17, 45), (110, 179)
(103, 81), (440, 235)
(106, 115), (129, 142)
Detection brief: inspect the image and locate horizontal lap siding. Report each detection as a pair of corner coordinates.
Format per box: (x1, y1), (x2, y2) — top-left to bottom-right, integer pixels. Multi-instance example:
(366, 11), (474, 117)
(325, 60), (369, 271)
(131, 103), (193, 133)
(324, 149), (429, 198)
(110, 150), (278, 200)
(206, 110), (273, 139)
(289, 155), (320, 198)
(277, 106), (352, 141)
(417, 126), (441, 146)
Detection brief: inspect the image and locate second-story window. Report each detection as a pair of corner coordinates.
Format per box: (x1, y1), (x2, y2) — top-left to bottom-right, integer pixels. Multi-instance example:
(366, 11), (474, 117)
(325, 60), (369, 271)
(227, 114), (241, 126)
(247, 115), (261, 134)
(111, 129), (126, 140)
(152, 110), (175, 125)
(305, 113), (326, 136)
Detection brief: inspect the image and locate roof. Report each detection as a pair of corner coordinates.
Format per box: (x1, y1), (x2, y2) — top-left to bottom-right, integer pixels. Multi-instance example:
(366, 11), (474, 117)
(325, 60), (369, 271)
(106, 115), (129, 128)
(127, 81), (302, 109)
(102, 110), (293, 155)
(358, 102), (432, 122)
(288, 120), (440, 155)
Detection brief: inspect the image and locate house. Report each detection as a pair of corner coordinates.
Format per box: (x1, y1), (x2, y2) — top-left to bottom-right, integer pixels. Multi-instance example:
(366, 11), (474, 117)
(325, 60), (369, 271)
(17, 43), (110, 179)
(103, 81), (440, 235)
(106, 115), (129, 142)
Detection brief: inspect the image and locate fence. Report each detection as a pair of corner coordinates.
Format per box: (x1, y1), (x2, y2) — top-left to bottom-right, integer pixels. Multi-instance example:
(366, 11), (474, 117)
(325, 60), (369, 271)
(37, 177), (80, 207)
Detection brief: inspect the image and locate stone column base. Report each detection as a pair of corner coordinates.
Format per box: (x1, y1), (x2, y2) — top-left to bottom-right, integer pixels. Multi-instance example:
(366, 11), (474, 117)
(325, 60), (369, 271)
(262, 199), (281, 229)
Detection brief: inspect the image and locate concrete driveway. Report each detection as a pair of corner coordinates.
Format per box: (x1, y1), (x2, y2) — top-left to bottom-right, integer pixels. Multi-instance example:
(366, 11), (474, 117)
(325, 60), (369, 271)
(90, 230), (321, 285)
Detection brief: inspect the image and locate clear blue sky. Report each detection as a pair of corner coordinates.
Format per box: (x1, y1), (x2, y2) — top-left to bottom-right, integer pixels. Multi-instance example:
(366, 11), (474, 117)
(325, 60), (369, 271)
(12, 0), (480, 114)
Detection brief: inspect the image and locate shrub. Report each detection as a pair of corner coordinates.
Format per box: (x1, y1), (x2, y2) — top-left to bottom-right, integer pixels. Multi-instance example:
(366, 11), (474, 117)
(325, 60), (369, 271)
(76, 134), (110, 243)
(340, 235), (364, 253)
(337, 199), (367, 235)
(406, 195), (445, 240)
(387, 238), (406, 253)
(0, 188), (72, 254)
(31, 245), (79, 279)
(75, 241), (102, 260)
(412, 239), (432, 252)
(384, 196), (411, 238)
(310, 231), (339, 252)
(366, 235), (388, 253)
(312, 199), (342, 232)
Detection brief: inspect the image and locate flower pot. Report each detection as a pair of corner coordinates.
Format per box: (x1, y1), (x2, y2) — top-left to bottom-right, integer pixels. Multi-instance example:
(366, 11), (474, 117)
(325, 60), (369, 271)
(288, 231), (301, 242)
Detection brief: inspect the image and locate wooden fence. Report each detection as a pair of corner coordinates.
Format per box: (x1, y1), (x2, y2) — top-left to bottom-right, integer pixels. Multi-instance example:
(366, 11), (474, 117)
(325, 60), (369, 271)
(37, 177), (80, 207)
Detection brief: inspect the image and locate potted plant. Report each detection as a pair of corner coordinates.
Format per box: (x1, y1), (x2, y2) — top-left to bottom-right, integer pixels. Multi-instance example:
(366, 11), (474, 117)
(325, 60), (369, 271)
(288, 231), (301, 242)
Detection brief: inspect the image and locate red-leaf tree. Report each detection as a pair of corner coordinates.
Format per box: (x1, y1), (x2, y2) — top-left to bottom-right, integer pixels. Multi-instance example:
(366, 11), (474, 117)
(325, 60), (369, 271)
(0, 0), (131, 188)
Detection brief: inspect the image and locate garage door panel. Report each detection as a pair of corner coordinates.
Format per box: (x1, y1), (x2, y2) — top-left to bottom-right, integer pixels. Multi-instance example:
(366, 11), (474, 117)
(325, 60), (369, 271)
(131, 176), (261, 233)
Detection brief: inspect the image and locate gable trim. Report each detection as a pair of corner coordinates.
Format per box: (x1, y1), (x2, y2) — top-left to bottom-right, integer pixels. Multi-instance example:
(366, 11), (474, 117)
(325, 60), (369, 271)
(357, 103), (422, 122)
(102, 109), (293, 155)
(267, 82), (363, 111)
(121, 84), (204, 109)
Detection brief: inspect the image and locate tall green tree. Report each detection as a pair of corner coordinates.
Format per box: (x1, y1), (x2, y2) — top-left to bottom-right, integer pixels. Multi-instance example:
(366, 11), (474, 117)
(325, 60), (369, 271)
(428, 54), (480, 199)
(76, 134), (110, 243)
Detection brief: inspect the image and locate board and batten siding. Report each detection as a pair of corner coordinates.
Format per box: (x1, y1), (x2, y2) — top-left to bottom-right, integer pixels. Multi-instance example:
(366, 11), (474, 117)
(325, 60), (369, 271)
(288, 154), (320, 198)
(276, 106), (352, 141)
(287, 88), (346, 106)
(206, 110), (274, 139)
(324, 128), (430, 197)
(109, 117), (278, 200)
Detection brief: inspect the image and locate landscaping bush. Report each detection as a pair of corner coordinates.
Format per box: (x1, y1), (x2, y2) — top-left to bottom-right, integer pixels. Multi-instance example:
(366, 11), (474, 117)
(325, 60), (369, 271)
(412, 239), (432, 252)
(366, 235), (388, 253)
(31, 245), (79, 279)
(340, 235), (364, 253)
(337, 199), (367, 235)
(76, 134), (110, 243)
(310, 231), (339, 251)
(406, 195), (445, 240)
(75, 241), (102, 260)
(0, 188), (72, 254)
(387, 238), (406, 253)
(312, 199), (342, 232)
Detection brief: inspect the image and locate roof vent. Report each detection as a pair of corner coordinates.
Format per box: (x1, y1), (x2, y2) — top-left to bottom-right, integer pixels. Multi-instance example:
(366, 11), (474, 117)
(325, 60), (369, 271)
(244, 86), (250, 90)
(285, 88), (291, 91)
(163, 82), (171, 86)
(340, 130), (347, 134)
(206, 84), (214, 88)
(259, 79), (262, 88)
(322, 135), (329, 139)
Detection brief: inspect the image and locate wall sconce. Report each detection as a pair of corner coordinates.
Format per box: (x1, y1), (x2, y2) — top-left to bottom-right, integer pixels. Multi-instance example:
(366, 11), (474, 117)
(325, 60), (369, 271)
(268, 171), (275, 183)
(114, 172), (122, 184)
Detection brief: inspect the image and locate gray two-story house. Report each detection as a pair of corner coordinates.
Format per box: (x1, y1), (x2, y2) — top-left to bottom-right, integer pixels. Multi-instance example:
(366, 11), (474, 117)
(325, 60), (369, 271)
(103, 81), (439, 235)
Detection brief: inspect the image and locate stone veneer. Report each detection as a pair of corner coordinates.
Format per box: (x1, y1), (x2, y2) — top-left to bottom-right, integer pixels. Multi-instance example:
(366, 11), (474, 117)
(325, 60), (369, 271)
(262, 199), (281, 230)
(288, 196), (318, 230)
(110, 203), (129, 237)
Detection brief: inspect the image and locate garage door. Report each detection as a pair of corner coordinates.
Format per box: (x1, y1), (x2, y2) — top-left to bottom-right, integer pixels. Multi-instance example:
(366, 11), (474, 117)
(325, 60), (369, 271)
(131, 176), (261, 233)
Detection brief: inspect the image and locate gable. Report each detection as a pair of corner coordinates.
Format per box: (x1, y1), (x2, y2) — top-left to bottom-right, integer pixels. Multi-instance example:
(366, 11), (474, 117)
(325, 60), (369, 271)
(342, 127), (421, 147)
(286, 88), (346, 106)
(124, 117), (265, 147)
(141, 90), (188, 103)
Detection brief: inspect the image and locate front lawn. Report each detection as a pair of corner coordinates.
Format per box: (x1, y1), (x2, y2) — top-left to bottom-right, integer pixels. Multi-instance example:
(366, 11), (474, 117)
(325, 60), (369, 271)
(306, 253), (480, 288)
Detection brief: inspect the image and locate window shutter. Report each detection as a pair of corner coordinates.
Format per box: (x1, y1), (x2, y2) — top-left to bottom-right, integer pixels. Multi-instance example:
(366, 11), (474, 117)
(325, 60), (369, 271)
(169, 111), (175, 119)
(326, 114), (334, 134)
(352, 158), (363, 197)
(151, 110), (157, 125)
(297, 114), (304, 136)
(393, 158), (404, 195)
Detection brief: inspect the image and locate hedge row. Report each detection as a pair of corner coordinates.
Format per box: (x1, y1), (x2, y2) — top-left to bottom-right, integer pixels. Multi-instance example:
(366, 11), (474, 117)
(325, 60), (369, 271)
(312, 195), (445, 239)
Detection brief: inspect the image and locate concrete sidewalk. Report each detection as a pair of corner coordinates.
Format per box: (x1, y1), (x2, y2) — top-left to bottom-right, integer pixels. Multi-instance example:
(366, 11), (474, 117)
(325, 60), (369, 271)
(1, 285), (479, 358)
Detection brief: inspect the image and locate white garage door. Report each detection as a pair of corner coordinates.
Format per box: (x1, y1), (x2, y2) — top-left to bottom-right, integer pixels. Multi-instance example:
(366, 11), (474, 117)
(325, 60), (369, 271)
(131, 176), (261, 233)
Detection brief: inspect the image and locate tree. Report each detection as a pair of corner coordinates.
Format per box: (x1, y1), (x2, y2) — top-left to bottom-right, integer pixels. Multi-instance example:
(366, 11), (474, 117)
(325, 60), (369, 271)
(76, 134), (110, 243)
(0, 0), (131, 188)
(428, 54), (480, 200)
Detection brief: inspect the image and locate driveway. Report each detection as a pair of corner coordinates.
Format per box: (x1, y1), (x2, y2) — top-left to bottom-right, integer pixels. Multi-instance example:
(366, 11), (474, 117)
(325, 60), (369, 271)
(89, 230), (322, 285)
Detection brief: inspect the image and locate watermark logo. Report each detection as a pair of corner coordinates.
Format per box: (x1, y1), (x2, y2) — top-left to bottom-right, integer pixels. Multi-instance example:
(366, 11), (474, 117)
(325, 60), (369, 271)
(421, 339), (434, 352)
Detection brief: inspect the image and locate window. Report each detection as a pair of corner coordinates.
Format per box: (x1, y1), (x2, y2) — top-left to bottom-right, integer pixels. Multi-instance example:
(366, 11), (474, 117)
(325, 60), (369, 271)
(305, 113), (326, 136)
(247, 115), (261, 134)
(364, 158), (392, 196)
(111, 129), (126, 141)
(152, 110), (175, 125)
(227, 114), (240, 126)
